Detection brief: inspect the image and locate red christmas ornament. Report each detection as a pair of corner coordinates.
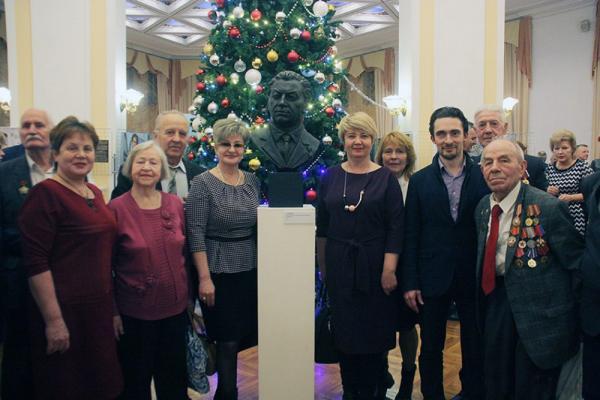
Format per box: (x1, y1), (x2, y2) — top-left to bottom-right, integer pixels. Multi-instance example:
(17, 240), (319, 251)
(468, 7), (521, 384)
(200, 135), (209, 143)
(215, 0), (226, 8)
(250, 9), (262, 21)
(196, 82), (206, 91)
(327, 83), (339, 93)
(216, 75), (227, 86)
(287, 50), (300, 63)
(228, 27), (241, 39)
(195, 69), (205, 76)
(221, 98), (230, 108)
(255, 85), (264, 94)
(325, 107), (335, 117)
(187, 152), (195, 161)
(300, 30), (311, 41)
(208, 10), (218, 21)
(187, 136), (197, 145)
(305, 189), (317, 202)
(254, 116), (265, 125)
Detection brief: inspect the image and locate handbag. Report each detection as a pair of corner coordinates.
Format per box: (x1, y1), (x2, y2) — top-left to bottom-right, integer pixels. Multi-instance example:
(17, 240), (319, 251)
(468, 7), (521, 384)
(314, 285), (339, 364)
(186, 302), (217, 394)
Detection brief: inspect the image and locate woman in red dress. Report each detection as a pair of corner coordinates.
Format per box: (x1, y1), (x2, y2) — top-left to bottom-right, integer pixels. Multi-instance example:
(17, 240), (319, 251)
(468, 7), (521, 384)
(19, 116), (123, 399)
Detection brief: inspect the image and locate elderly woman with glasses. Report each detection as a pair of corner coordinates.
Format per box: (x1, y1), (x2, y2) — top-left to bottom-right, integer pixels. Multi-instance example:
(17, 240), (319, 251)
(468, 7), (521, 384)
(109, 140), (189, 399)
(186, 118), (261, 400)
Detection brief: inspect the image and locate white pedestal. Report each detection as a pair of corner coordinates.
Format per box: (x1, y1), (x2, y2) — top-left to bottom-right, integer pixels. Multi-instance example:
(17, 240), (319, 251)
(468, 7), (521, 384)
(257, 206), (315, 400)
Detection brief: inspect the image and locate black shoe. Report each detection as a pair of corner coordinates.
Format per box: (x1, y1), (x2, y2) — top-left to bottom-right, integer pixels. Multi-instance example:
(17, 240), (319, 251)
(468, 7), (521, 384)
(394, 364), (416, 400)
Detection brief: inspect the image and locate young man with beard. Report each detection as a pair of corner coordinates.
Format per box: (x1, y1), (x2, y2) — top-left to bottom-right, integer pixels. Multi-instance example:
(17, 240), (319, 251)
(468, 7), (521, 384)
(403, 107), (489, 400)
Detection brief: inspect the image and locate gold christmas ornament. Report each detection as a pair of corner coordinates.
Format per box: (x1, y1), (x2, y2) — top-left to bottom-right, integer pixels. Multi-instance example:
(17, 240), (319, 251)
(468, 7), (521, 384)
(203, 43), (214, 55)
(252, 57), (263, 69)
(249, 157), (261, 171)
(266, 49), (279, 62)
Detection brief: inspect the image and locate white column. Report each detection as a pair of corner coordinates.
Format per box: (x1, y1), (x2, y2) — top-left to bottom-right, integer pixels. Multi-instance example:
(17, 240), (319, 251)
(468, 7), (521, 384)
(257, 206), (315, 400)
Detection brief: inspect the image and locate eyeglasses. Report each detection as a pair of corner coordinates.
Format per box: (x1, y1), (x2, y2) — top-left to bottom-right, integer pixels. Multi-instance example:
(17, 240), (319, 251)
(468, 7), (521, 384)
(217, 142), (245, 150)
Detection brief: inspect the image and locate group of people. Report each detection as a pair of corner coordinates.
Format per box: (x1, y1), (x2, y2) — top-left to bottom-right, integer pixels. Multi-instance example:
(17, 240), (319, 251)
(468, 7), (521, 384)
(0, 101), (598, 400)
(316, 105), (600, 400)
(0, 108), (259, 400)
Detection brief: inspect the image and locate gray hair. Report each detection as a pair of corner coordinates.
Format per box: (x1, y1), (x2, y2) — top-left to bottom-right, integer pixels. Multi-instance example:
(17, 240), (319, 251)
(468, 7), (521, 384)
(269, 71), (312, 102)
(212, 118), (250, 144)
(481, 137), (525, 162)
(474, 104), (506, 123)
(122, 141), (171, 181)
(154, 110), (188, 134)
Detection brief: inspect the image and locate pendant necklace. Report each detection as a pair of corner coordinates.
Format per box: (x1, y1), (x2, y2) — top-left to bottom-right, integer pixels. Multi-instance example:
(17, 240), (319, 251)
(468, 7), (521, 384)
(55, 174), (95, 209)
(342, 170), (370, 212)
(216, 167), (242, 186)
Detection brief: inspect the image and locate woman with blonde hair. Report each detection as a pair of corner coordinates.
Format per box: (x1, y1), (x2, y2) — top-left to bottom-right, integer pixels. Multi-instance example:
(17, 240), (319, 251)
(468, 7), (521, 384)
(546, 129), (594, 235)
(317, 112), (403, 399)
(186, 118), (261, 400)
(376, 131), (418, 399)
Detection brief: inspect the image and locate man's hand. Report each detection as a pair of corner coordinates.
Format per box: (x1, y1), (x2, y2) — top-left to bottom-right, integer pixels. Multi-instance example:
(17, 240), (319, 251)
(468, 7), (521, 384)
(404, 290), (424, 313)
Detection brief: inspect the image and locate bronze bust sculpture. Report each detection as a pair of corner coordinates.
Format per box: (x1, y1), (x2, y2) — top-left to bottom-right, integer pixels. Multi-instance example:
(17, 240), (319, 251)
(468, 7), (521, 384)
(250, 71), (321, 171)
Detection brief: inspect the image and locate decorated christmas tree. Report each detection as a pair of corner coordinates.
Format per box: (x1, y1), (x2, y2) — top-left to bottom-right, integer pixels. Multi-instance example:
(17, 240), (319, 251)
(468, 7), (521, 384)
(187, 0), (348, 203)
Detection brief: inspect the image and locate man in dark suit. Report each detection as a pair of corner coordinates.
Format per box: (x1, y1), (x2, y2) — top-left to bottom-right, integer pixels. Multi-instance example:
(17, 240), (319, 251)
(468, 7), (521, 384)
(0, 108), (55, 399)
(111, 110), (204, 199)
(581, 171), (600, 399)
(473, 105), (548, 191)
(403, 107), (489, 400)
(475, 139), (583, 400)
(250, 70), (321, 171)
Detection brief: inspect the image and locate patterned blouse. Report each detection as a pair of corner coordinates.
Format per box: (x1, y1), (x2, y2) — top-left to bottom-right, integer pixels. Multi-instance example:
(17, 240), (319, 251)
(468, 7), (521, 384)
(186, 170), (260, 274)
(546, 159), (594, 235)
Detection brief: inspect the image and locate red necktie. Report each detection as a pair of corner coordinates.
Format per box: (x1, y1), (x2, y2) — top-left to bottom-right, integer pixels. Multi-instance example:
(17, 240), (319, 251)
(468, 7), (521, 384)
(482, 205), (503, 295)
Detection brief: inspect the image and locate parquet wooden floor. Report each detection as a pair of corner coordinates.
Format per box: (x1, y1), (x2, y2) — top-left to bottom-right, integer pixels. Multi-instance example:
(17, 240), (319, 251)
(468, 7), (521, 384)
(186, 321), (463, 400)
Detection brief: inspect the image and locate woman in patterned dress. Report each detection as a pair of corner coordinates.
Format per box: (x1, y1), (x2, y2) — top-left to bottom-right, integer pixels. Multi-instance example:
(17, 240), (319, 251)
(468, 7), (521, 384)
(186, 119), (260, 400)
(546, 129), (594, 235)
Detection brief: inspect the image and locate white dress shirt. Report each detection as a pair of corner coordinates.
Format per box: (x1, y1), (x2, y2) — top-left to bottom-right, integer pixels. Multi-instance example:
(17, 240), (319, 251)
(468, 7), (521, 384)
(487, 182), (521, 276)
(161, 159), (188, 199)
(26, 153), (54, 185)
(398, 176), (409, 204)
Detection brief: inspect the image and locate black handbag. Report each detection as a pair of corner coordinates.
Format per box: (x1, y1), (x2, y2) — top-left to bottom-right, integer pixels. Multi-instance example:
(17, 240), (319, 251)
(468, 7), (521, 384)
(314, 285), (338, 364)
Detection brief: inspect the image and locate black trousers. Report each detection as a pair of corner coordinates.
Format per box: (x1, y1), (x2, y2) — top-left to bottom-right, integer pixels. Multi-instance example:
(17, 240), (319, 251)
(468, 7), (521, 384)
(483, 279), (560, 400)
(338, 351), (386, 399)
(117, 311), (189, 400)
(0, 267), (34, 400)
(583, 333), (600, 400)
(419, 278), (484, 400)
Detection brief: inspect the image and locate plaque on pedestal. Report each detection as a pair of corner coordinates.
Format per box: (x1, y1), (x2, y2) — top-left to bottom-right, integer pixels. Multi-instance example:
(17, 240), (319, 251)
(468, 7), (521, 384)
(268, 171), (303, 207)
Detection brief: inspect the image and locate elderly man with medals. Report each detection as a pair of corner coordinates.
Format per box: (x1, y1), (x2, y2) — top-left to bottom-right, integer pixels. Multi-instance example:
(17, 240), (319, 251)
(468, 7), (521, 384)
(475, 138), (584, 400)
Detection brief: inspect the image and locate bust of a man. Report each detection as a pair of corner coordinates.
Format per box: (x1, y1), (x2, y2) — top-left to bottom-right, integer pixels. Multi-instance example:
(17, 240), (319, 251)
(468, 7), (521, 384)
(250, 71), (321, 171)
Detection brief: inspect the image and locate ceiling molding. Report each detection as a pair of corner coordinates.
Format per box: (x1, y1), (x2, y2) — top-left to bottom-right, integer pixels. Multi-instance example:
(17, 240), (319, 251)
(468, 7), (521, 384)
(506, 0), (596, 20)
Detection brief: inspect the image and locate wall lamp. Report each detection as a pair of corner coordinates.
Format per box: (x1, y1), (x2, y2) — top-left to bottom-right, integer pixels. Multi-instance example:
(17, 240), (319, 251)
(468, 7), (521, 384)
(0, 87), (11, 113)
(120, 89), (144, 113)
(502, 97), (519, 117)
(382, 95), (408, 117)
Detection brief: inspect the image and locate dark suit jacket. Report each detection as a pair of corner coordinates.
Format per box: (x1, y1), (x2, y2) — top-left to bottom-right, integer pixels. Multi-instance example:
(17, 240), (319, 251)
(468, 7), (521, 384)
(473, 153), (548, 191)
(581, 171), (600, 336)
(402, 153), (490, 297)
(110, 158), (205, 200)
(475, 184), (584, 369)
(250, 125), (321, 171)
(0, 156), (33, 308)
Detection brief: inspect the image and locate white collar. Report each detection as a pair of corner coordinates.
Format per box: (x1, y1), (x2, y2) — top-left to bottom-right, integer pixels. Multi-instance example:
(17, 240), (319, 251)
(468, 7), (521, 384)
(25, 152), (54, 173)
(490, 181), (521, 213)
(169, 159), (187, 173)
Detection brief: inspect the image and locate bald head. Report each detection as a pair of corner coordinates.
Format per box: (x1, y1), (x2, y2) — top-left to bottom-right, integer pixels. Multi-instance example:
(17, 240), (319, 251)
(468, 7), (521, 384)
(480, 139), (526, 201)
(19, 109), (53, 152)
